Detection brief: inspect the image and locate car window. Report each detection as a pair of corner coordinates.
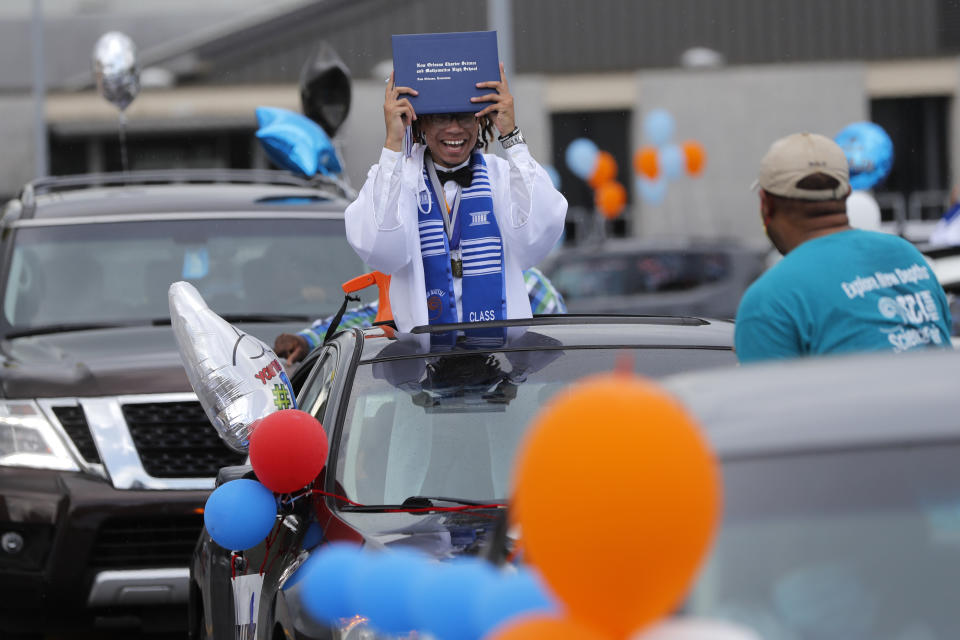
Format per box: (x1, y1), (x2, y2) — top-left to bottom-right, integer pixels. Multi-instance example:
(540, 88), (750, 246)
(685, 443), (960, 639)
(1, 218), (370, 329)
(549, 251), (731, 299)
(333, 344), (733, 506)
(297, 346), (339, 424)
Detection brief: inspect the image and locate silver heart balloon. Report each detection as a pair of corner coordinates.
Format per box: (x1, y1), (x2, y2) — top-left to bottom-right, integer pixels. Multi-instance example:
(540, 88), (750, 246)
(92, 31), (141, 111)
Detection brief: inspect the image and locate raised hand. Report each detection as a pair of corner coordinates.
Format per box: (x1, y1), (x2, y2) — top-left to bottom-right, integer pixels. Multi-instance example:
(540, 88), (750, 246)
(471, 62), (516, 137)
(384, 71), (418, 152)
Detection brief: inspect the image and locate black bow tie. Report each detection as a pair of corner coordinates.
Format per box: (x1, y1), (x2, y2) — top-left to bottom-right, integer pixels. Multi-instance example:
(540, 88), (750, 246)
(436, 165), (473, 188)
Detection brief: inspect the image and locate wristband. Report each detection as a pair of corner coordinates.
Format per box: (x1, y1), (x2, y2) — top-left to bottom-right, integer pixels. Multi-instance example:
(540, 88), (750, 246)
(499, 127), (525, 149)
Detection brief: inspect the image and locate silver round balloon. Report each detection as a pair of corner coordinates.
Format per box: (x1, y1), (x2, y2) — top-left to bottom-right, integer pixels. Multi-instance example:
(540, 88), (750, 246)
(92, 32), (141, 111)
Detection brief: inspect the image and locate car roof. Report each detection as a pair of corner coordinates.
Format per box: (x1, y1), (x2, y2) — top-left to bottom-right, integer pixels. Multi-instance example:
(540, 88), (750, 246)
(662, 348), (960, 458)
(3, 170), (352, 223)
(355, 315), (735, 362)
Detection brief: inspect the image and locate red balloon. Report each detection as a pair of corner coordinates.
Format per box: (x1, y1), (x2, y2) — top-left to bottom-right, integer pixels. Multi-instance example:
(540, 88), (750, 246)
(249, 409), (329, 493)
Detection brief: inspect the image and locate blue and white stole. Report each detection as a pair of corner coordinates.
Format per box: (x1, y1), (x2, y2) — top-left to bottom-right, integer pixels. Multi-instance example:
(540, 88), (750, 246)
(417, 151), (506, 332)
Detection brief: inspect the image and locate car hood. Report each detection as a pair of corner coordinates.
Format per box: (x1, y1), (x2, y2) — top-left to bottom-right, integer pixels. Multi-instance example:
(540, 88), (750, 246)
(0, 322), (307, 399)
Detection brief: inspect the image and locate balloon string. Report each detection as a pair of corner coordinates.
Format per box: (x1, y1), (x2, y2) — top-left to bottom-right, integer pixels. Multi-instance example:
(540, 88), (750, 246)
(258, 520), (282, 576)
(118, 112), (129, 173)
(230, 552), (239, 580)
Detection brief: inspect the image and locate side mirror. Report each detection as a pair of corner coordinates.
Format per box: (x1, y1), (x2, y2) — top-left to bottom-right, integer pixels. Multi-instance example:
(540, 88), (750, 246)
(299, 42), (352, 138)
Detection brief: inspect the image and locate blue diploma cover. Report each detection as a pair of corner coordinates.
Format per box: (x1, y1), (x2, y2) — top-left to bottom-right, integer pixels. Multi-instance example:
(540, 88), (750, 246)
(391, 30), (500, 115)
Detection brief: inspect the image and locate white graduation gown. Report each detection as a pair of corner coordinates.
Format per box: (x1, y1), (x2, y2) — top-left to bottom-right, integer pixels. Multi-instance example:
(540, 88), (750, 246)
(344, 143), (567, 332)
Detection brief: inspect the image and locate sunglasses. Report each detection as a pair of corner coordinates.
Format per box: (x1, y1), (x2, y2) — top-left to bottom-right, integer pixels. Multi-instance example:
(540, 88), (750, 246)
(422, 112), (477, 126)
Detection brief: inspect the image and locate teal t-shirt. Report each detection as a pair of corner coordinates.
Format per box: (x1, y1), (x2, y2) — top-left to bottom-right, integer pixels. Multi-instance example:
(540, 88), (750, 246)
(735, 230), (953, 363)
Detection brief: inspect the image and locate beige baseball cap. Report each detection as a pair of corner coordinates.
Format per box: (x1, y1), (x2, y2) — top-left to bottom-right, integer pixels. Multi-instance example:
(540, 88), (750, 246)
(753, 132), (851, 201)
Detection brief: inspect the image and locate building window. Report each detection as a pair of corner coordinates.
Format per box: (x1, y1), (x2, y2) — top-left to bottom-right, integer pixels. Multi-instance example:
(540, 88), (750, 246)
(48, 129), (259, 175)
(871, 96), (951, 222)
(551, 110), (631, 242)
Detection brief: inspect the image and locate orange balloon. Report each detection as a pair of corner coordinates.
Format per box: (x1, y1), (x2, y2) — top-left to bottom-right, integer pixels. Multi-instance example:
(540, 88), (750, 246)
(587, 151), (617, 189)
(512, 373), (720, 639)
(487, 615), (612, 640)
(594, 180), (627, 219)
(681, 140), (707, 177)
(633, 146), (659, 180)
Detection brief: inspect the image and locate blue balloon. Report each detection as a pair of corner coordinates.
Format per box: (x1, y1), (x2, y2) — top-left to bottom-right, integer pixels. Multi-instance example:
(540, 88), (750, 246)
(203, 479), (277, 551)
(299, 542), (365, 623)
(565, 138), (599, 180)
(835, 121), (894, 190)
(544, 165), (562, 190)
(660, 143), (685, 180)
(643, 109), (676, 147)
(471, 568), (560, 638)
(255, 106), (343, 178)
(301, 521), (324, 550)
(637, 176), (668, 205)
(411, 558), (499, 640)
(346, 548), (433, 635)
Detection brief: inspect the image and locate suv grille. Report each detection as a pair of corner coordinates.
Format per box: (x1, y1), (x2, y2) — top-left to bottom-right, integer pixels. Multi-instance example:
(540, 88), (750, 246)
(52, 405), (101, 463)
(91, 514), (204, 568)
(121, 401), (246, 477)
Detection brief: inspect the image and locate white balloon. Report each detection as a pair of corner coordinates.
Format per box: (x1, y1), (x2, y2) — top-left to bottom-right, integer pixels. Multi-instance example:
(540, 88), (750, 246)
(169, 281), (296, 452)
(846, 190), (882, 231)
(633, 618), (762, 640)
(92, 31), (141, 111)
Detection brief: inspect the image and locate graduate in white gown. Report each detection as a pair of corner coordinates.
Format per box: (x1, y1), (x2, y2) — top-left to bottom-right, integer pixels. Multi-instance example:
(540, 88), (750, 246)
(345, 63), (566, 332)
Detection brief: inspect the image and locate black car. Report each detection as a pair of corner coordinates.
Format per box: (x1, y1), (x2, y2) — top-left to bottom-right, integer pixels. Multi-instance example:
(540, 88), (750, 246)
(0, 170), (368, 637)
(663, 348), (960, 638)
(541, 238), (768, 320)
(191, 315), (736, 640)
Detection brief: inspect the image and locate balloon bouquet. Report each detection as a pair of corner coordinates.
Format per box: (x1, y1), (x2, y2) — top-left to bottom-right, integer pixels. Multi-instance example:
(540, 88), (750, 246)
(254, 42), (353, 193)
(91, 31), (141, 172)
(565, 138), (628, 222)
(633, 109), (707, 206)
(283, 370), (746, 640)
(169, 282), (328, 552)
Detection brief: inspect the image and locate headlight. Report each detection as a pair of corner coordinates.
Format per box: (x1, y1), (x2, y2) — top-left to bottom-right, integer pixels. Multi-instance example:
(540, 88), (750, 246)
(0, 401), (79, 471)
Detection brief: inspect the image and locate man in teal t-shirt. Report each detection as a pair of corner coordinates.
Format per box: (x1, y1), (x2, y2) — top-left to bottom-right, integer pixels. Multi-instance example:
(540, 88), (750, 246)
(735, 132), (953, 363)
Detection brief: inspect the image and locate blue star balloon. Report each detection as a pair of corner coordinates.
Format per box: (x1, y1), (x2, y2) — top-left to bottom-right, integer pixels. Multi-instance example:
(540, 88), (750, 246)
(834, 122), (894, 191)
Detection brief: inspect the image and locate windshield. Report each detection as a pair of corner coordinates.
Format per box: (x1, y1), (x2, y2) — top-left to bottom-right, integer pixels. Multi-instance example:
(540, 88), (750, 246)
(1, 218), (369, 331)
(685, 443), (960, 639)
(333, 341), (732, 506)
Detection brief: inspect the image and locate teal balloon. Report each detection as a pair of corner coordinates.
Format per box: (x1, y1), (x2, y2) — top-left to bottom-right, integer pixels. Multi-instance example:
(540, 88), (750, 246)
(471, 568), (559, 638)
(255, 106), (343, 177)
(299, 543), (365, 623)
(835, 121), (894, 190)
(660, 143), (685, 180)
(565, 138), (599, 180)
(643, 109), (676, 146)
(203, 479), (277, 551)
(637, 176), (668, 205)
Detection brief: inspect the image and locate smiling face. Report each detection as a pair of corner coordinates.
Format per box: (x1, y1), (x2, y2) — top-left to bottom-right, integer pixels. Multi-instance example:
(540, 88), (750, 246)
(420, 113), (479, 167)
